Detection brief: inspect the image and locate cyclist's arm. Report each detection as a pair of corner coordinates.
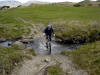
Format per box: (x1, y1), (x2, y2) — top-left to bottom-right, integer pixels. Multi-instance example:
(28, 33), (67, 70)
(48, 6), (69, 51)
(43, 27), (48, 33)
(51, 28), (55, 36)
(43, 27), (48, 36)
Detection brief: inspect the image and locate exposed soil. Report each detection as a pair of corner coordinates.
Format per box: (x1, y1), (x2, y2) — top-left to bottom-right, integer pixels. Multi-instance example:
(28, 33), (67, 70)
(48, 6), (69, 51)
(11, 55), (88, 75)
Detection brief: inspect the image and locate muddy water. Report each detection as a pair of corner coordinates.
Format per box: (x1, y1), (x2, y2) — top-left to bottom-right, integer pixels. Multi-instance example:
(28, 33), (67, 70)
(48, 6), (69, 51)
(0, 39), (79, 55)
(25, 39), (79, 55)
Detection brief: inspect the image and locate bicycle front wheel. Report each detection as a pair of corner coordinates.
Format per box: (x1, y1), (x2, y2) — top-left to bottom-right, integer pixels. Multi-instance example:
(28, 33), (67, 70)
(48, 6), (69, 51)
(48, 42), (51, 54)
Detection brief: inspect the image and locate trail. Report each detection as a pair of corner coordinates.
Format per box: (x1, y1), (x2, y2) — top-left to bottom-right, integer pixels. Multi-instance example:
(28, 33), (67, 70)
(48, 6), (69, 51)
(11, 55), (88, 75)
(11, 18), (88, 75)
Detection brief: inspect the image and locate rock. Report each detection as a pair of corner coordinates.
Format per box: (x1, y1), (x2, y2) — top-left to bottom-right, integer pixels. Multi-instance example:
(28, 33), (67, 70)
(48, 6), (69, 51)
(24, 30), (29, 33)
(26, 47), (33, 50)
(15, 36), (22, 41)
(8, 41), (12, 46)
(21, 35), (34, 43)
(0, 38), (6, 42)
(21, 39), (32, 43)
(12, 41), (25, 50)
(44, 57), (51, 63)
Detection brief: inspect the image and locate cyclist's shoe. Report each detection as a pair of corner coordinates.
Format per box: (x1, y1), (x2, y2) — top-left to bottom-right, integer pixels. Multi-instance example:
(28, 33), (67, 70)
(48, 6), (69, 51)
(46, 45), (48, 49)
(47, 46), (48, 49)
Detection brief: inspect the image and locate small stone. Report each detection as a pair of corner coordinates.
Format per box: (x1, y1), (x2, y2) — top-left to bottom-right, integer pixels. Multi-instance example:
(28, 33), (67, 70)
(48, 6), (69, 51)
(0, 38), (6, 42)
(26, 47), (33, 50)
(44, 58), (51, 63)
(8, 41), (12, 46)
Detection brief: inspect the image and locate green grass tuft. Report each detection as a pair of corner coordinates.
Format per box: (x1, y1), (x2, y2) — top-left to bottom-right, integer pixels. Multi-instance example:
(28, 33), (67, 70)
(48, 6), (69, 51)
(0, 46), (25, 75)
(28, 49), (36, 56)
(47, 66), (63, 75)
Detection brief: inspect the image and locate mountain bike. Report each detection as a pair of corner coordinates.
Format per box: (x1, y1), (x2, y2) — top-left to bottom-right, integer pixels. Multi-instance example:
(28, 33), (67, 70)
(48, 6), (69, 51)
(43, 34), (55, 54)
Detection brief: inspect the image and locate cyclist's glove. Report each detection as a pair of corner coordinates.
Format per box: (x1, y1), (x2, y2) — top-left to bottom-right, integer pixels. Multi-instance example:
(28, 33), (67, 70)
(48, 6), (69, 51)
(43, 33), (45, 36)
(53, 34), (55, 37)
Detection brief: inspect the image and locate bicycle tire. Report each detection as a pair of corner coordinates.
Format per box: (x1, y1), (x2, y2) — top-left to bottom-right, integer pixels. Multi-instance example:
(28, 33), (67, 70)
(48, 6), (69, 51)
(49, 42), (51, 54)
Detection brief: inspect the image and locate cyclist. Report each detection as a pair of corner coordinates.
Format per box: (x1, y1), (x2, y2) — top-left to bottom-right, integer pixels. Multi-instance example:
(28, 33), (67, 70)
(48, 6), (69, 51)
(43, 24), (55, 48)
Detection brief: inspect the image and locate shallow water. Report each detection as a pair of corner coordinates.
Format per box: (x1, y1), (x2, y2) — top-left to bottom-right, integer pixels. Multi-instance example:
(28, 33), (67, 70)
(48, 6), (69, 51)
(25, 39), (79, 55)
(0, 41), (10, 47)
(0, 39), (79, 55)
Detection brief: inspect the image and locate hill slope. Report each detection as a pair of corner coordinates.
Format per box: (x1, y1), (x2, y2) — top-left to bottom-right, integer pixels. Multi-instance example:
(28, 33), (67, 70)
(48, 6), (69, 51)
(52, 2), (76, 6)
(75, 1), (100, 6)
(0, 0), (22, 7)
(0, 5), (100, 42)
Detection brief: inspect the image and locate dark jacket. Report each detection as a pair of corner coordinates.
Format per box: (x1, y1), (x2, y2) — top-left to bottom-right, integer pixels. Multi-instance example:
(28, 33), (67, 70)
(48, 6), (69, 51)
(44, 27), (54, 36)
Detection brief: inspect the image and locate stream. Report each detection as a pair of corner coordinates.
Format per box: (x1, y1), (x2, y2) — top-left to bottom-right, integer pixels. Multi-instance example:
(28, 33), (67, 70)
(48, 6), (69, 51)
(0, 39), (80, 55)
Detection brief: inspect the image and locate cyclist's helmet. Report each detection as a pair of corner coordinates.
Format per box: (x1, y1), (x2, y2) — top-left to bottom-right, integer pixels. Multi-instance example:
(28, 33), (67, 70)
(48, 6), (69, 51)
(47, 24), (52, 28)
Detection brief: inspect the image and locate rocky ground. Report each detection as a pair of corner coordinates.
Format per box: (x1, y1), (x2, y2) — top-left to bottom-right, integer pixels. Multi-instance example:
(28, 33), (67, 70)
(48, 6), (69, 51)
(11, 55), (88, 75)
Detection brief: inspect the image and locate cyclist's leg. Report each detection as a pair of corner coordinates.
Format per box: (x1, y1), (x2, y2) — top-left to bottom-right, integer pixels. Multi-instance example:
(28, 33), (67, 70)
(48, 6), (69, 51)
(49, 35), (51, 41)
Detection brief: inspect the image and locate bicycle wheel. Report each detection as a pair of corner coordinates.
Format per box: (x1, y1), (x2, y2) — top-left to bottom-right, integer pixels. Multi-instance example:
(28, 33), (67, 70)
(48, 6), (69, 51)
(48, 42), (51, 54)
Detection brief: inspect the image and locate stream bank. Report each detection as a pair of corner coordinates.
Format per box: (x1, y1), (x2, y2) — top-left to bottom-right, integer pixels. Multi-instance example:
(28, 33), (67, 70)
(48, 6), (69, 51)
(0, 38), (80, 55)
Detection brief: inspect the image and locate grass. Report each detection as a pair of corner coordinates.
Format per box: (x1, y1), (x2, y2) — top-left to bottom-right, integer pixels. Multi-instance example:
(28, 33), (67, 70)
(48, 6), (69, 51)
(28, 48), (36, 56)
(8, 5), (100, 23)
(54, 23), (100, 43)
(61, 41), (100, 75)
(0, 4), (100, 75)
(0, 9), (31, 39)
(0, 46), (25, 75)
(47, 66), (63, 75)
(0, 5), (100, 42)
(0, 45), (36, 75)
(0, 23), (31, 39)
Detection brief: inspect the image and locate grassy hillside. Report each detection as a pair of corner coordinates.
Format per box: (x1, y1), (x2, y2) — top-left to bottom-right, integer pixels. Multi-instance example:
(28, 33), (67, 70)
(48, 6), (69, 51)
(4, 5), (100, 23)
(62, 41), (100, 75)
(0, 5), (100, 40)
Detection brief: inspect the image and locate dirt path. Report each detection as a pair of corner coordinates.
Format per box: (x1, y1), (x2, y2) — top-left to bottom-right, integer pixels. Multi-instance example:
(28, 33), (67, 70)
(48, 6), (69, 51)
(11, 54), (88, 75)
